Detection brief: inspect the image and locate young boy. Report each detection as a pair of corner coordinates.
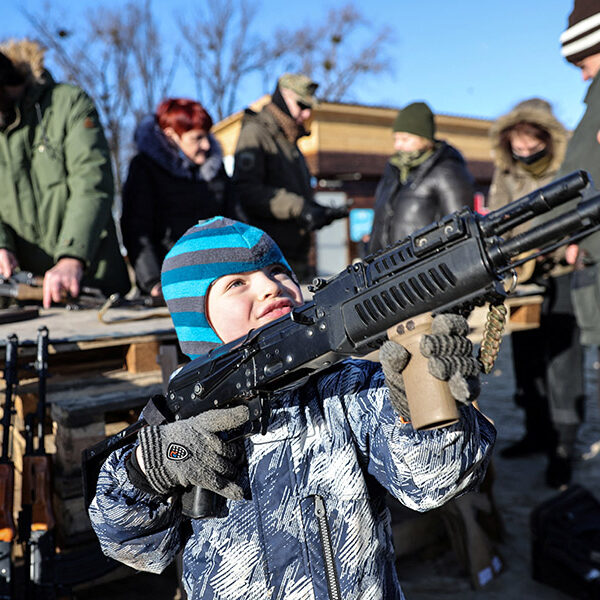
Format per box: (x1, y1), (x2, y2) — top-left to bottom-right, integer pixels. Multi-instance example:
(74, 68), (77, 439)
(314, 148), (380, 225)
(89, 217), (495, 600)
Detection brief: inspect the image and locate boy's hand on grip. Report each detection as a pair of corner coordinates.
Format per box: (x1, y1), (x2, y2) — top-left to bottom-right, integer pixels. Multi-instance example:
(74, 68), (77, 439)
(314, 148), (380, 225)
(379, 341), (411, 420)
(381, 313), (481, 420)
(137, 405), (250, 500)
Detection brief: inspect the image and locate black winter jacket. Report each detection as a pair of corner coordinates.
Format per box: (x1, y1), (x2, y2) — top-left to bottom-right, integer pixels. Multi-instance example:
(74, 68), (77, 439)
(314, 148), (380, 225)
(121, 117), (232, 293)
(232, 105), (314, 278)
(369, 142), (474, 253)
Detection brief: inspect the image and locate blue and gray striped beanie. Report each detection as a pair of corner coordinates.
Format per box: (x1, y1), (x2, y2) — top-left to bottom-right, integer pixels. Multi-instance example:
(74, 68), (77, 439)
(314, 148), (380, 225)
(161, 217), (293, 359)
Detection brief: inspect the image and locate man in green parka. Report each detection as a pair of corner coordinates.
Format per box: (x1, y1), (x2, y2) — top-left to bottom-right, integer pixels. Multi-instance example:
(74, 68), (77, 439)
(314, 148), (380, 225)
(0, 39), (130, 308)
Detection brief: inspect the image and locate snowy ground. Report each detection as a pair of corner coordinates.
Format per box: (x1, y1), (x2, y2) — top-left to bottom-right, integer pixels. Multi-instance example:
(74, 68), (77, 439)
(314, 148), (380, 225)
(398, 339), (600, 599)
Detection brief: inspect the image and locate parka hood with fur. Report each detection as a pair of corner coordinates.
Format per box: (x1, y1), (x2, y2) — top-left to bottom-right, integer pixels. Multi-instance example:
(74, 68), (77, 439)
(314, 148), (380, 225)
(489, 98), (568, 173)
(0, 38), (48, 87)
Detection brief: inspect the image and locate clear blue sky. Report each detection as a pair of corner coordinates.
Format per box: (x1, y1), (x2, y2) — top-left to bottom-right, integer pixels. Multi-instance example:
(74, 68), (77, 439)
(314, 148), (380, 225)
(2, 0), (587, 128)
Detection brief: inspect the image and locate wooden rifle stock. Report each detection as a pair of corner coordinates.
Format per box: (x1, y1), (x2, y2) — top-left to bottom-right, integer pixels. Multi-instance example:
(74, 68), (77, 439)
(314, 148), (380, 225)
(21, 456), (54, 534)
(0, 272), (105, 307)
(0, 464), (15, 543)
(20, 327), (56, 594)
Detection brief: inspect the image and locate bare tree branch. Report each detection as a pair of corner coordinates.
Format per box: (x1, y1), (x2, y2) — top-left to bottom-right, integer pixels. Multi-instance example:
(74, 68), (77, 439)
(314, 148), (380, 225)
(272, 3), (394, 101)
(178, 0), (277, 120)
(23, 1), (178, 199)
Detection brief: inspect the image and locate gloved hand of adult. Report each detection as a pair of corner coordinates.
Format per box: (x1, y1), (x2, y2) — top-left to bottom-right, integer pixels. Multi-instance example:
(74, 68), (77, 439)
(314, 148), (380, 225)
(380, 313), (481, 421)
(137, 405), (250, 499)
(297, 201), (349, 232)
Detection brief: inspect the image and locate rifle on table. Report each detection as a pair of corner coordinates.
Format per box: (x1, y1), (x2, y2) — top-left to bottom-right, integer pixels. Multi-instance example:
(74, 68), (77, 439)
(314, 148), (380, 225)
(0, 272), (167, 323)
(0, 335), (18, 599)
(0, 272), (105, 309)
(83, 170), (600, 518)
(19, 327), (56, 599)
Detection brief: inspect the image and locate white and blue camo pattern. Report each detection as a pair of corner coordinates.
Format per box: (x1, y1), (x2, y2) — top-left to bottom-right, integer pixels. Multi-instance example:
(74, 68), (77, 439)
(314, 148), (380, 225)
(89, 358), (496, 600)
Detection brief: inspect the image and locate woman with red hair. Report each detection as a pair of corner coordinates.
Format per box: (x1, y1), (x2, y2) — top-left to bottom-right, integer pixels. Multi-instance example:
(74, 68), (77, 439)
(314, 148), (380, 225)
(121, 98), (233, 298)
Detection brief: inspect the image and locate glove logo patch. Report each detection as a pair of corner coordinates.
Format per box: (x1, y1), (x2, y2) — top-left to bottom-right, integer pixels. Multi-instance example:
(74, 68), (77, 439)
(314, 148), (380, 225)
(166, 443), (189, 461)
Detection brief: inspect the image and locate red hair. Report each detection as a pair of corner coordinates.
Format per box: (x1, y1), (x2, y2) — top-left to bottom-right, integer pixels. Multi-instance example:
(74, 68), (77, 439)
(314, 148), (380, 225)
(156, 98), (213, 135)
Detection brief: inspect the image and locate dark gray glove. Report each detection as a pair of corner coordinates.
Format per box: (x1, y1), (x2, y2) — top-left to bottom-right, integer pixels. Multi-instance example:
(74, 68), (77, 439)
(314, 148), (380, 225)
(137, 405), (250, 499)
(380, 314), (481, 421)
(298, 201), (349, 232)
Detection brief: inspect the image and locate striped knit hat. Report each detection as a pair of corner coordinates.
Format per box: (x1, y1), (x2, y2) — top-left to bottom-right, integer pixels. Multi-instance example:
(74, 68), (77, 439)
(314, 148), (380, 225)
(560, 0), (600, 64)
(161, 217), (293, 359)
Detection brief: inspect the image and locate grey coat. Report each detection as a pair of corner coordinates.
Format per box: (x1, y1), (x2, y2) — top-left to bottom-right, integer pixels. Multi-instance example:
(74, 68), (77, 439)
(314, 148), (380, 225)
(556, 73), (600, 344)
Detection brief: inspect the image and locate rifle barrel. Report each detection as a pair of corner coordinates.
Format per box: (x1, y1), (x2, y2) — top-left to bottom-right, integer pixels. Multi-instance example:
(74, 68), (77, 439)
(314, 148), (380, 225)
(480, 170), (589, 237)
(498, 192), (600, 259)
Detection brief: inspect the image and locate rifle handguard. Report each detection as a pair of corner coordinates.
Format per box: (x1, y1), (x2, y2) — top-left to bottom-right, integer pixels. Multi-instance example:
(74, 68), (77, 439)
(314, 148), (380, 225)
(387, 313), (459, 430)
(13, 283), (43, 301)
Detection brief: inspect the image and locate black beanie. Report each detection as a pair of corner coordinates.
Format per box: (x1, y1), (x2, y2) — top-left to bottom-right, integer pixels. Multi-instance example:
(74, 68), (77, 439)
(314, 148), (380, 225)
(392, 102), (435, 140)
(560, 0), (600, 64)
(0, 52), (25, 87)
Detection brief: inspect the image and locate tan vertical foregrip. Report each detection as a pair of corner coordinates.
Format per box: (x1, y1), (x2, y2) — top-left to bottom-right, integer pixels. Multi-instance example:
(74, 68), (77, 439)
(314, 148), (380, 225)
(387, 313), (459, 430)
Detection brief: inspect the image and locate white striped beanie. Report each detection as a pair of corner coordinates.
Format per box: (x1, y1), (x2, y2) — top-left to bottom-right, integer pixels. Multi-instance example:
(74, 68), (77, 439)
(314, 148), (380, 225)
(560, 0), (600, 64)
(161, 217), (292, 359)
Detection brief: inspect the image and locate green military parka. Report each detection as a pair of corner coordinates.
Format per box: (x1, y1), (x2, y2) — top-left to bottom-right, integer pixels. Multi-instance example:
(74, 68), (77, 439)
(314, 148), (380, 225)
(0, 44), (129, 296)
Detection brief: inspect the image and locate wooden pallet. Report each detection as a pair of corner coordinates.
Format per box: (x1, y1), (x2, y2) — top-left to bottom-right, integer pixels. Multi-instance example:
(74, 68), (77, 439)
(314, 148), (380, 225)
(0, 342), (181, 549)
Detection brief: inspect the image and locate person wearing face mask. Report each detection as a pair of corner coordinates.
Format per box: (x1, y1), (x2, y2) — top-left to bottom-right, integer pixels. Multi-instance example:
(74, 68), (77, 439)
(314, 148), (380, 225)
(487, 98), (584, 489)
(120, 98), (234, 298)
(368, 101), (475, 254)
(0, 39), (130, 307)
(232, 74), (348, 283)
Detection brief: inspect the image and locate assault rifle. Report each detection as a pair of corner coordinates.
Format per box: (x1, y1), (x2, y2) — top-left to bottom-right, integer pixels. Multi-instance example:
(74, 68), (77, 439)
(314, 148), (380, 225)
(20, 327), (56, 599)
(0, 272), (105, 308)
(83, 170), (600, 519)
(0, 335), (18, 599)
(0, 272), (167, 324)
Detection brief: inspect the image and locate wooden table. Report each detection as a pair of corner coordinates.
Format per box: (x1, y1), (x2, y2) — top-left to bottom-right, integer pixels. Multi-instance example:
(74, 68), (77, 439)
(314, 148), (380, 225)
(0, 304), (174, 352)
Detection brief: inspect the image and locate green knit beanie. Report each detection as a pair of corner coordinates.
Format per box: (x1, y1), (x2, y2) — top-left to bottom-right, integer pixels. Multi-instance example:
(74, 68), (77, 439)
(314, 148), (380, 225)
(392, 102), (435, 140)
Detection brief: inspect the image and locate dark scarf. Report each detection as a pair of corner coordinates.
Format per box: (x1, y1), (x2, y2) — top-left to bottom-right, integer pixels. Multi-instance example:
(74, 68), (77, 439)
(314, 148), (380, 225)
(134, 115), (223, 181)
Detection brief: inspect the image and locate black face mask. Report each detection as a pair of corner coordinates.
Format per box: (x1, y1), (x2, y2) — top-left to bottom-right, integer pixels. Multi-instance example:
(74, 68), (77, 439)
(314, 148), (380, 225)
(512, 147), (547, 165)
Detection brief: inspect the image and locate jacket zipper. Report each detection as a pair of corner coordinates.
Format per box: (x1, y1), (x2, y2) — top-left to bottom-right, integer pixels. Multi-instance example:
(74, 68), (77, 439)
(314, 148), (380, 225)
(313, 495), (341, 600)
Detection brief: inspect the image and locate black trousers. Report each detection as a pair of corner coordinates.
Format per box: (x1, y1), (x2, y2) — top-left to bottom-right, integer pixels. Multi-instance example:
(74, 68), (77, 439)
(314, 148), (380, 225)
(510, 273), (585, 453)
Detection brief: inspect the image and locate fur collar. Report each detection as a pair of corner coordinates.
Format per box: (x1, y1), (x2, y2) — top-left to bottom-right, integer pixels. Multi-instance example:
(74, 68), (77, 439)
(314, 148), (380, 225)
(489, 98), (568, 173)
(0, 39), (47, 86)
(134, 115), (224, 181)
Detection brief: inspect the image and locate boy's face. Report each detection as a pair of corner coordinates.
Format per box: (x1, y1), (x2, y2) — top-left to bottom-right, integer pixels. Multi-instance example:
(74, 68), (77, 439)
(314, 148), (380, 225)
(206, 265), (304, 343)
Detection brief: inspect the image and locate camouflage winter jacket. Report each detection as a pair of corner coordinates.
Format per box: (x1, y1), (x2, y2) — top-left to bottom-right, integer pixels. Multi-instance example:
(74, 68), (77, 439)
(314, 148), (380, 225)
(89, 359), (495, 600)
